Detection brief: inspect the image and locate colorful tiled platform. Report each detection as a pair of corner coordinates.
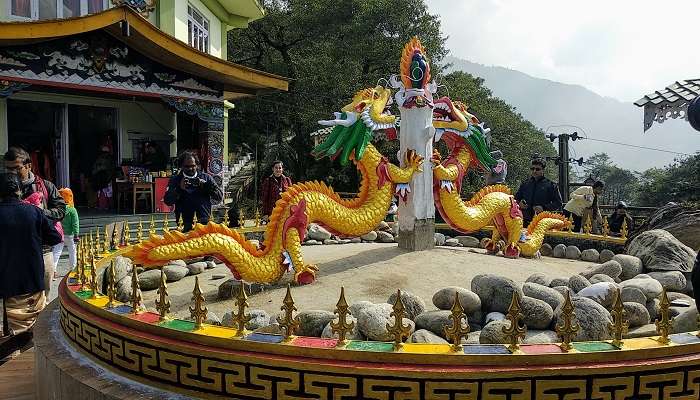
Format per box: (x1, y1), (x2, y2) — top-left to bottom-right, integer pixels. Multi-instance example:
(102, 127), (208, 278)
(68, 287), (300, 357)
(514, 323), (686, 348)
(54, 250), (700, 400)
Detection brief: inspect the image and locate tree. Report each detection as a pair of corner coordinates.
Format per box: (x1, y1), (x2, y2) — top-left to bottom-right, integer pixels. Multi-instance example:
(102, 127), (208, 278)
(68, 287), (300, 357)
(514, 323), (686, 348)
(439, 71), (557, 195)
(228, 0), (447, 187)
(635, 153), (700, 206)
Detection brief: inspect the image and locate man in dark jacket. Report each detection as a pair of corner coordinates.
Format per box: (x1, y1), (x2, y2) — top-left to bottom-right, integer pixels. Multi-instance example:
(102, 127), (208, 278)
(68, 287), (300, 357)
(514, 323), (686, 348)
(4, 146), (66, 295)
(164, 151), (223, 232)
(514, 158), (562, 226)
(0, 173), (62, 337)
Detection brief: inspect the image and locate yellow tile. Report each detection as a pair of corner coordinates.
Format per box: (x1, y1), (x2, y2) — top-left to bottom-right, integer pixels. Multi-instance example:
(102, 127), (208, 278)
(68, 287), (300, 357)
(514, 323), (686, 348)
(85, 296), (110, 308)
(195, 325), (238, 339)
(620, 338), (665, 349)
(401, 343), (454, 354)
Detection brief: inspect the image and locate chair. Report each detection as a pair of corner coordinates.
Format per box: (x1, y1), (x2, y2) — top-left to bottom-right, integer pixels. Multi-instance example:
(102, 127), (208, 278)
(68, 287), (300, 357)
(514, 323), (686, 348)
(132, 183), (154, 214)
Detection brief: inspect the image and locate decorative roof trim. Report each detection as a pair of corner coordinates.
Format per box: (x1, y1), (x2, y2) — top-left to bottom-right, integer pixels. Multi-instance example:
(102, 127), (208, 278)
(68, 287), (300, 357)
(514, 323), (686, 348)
(0, 6), (288, 99)
(635, 79), (699, 131)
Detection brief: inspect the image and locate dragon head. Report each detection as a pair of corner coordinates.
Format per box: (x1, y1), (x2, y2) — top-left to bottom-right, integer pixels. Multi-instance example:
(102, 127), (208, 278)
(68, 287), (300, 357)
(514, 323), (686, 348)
(433, 97), (497, 172)
(341, 86), (396, 128)
(314, 85), (397, 166)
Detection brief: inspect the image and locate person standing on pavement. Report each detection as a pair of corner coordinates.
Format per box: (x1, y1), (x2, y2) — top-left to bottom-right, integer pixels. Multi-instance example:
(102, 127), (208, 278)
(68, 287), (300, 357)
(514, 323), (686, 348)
(0, 173), (62, 338)
(164, 150), (223, 232)
(260, 161), (293, 221)
(514, 158), (562, 226)
(4, 146), (66, 295)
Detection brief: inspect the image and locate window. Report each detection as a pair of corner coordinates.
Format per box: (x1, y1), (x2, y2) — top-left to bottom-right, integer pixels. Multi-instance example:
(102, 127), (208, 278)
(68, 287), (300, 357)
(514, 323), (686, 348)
(8, 0), (109, 20)
(188, 4), (210, 53)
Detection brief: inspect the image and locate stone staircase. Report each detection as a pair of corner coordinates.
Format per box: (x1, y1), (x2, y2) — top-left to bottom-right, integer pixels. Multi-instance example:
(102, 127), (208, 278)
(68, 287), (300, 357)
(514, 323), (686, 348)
(224, 153), (256, 203)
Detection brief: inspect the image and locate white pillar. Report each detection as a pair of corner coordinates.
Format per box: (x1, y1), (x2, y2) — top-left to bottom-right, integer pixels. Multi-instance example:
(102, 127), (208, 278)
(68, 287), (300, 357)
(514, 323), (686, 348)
(395, 90), (436, 251)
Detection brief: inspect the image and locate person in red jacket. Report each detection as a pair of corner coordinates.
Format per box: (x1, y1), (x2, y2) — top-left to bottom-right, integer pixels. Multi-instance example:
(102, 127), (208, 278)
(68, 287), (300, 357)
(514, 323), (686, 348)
(260, 161), (292, 220)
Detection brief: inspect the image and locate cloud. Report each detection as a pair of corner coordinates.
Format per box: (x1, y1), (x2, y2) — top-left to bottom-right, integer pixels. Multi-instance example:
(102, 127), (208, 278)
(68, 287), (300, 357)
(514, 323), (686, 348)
(428, 0), (700, 101)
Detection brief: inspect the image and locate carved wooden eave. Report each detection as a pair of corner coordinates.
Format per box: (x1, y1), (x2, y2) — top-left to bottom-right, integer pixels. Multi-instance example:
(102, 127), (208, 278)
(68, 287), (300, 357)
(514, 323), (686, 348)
(0, 6), (288, 100)
(634, 79), (699, 131)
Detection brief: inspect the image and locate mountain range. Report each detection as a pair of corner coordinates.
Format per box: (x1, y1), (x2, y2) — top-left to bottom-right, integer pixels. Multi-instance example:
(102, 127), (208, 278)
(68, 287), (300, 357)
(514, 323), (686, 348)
(444, 56), (700, 172)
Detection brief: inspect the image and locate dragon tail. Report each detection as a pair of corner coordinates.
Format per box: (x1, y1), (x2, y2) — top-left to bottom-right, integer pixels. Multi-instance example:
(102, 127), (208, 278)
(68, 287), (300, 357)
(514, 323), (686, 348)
(519, 212), (571, 257)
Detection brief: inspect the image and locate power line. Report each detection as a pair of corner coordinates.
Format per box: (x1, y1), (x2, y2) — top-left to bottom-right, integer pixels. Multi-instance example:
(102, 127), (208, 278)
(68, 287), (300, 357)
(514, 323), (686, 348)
(580, 137), (694, 156)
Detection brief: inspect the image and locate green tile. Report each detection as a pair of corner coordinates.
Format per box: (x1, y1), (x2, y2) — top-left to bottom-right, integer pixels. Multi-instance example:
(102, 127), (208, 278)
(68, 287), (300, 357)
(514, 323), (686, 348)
(573, 342), (618, 352)
(345, 341), (395, 352)
(159, 319), (196, 332)
(75, 290), (93, 299)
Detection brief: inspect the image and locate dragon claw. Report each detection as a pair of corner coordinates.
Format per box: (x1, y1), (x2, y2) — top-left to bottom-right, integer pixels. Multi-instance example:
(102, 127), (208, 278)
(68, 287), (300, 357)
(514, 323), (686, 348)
(504, 244), (521, 259)
(294, 265), (318, 285)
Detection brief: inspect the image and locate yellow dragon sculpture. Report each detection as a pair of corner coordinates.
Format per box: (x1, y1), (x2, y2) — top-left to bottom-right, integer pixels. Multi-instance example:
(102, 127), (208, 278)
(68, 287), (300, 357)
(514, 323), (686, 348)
(431, 96), (569, 257)
(126, 86), (423, 284)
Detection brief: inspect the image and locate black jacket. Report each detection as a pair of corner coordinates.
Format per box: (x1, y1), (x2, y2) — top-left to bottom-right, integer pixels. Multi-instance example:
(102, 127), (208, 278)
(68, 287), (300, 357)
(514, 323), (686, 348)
(0, 199), (62, 298)
(514, 176), (563, 223)
(163, 171), (223, 231)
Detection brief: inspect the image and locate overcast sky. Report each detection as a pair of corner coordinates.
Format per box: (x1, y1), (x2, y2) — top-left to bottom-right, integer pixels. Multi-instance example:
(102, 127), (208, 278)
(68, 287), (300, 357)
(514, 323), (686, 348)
(427, 0), (700, 102)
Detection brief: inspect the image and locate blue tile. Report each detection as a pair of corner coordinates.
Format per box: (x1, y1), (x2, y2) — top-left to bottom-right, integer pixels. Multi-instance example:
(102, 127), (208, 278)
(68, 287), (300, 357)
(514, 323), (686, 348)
(244, 333), (284, 343)
(670, 333), (700, 345)
(463, 345), (510, 354)
(107, 305), (133, 315)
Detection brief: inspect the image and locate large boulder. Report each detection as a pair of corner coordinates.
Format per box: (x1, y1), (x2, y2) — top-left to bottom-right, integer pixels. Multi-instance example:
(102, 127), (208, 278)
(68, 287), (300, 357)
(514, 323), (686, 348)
(646, 299), (660, 322)
(115, 275), (134, 303)
(415, 310), (453, 338)
(525, 273), (552, 287)
(186, 262), (207, 275)
(580, 249), (600, 262)
(620, 286), (647, 305)
(672, 307), (700, 334)
(553, 244), (567, 258)
(568, 275), (591, 293)
(434, 233), (446, 246)
(222, 309), (270, 330)
(589, 274), (615, 284)
(377, 231), (395, 243)
(454, 235), (480, 248)
(387, 290), (426, 320)
(540, 243), (553, 257)
(471, 274), (523, 313)
(647, 271), (687, 292)
(599, 249), (615, 263)
(162, 264), (189, 282)
(102, 256), (133, 292)
(580, 260), (623, 280)
(522, 283), (565, 311)
(520, 296), (554, 330)
(137, 269), (162, 291)
(307, 223), (332, 241)
(565, 246), (582, 260)
(432, 287), (481, 314)
(577, 282), (618, 307)
(297, 310), (335, 337)
(619, 278), (663, 300)
(523, 330), (559, 344)
(627, 229), (696, 273)
(627, 202), (700, 250)
(360, 231), (378, 241)
(479, 320), (510, 344)
(613, 254), (643, 280)
(349, 301), (374, 318)
(553, 296), (612, 341)
(408, 329), (449, 344)
(549, 278), (569, 288)
(484, 312), (506, 325)
(623, 302), (650, 328)
(321, 316), (363, 340)
(357, 303), (415, 341)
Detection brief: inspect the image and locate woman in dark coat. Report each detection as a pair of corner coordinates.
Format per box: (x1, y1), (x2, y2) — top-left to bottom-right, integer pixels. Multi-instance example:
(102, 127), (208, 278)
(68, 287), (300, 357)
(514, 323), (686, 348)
(260, 160), (292, 219)
(0, 173), (62, 337)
